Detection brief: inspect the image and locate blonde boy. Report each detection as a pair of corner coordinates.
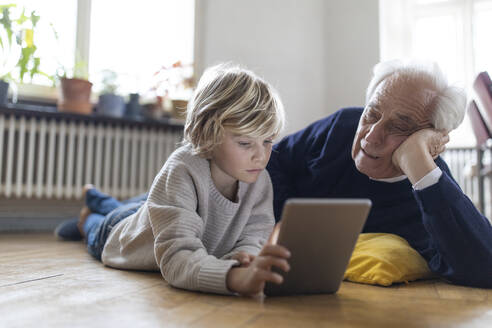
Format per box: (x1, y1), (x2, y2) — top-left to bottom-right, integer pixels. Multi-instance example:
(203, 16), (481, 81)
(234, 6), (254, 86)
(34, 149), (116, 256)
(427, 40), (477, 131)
(59, 64), (290, 296)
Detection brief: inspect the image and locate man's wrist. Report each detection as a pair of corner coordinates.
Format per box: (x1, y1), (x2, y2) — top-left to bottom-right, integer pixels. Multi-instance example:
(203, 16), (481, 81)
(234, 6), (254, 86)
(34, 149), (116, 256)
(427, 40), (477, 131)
(413, 167), (442, 190)
(398, 146), (437, 185)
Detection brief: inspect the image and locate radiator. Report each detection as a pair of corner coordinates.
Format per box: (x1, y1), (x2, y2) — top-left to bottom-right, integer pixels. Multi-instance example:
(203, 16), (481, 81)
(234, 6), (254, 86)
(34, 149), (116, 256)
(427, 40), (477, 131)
(0, 111), (183, 200)
(442, 147), (492, 220)
(0, 109), (489, 222)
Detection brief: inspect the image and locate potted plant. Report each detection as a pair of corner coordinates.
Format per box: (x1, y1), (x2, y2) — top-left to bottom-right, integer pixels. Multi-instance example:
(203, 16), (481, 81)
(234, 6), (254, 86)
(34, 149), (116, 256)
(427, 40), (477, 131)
(0, 4), (54, 104)
(96, 69), (125, 117)
(57, 57), (93, 115)
(148, 61), (194, 119)
(0, 24), (18, 104)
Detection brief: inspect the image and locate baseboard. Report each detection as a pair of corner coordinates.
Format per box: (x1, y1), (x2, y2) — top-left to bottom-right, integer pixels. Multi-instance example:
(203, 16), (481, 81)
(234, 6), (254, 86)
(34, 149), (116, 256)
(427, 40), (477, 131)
(0, 198), (84, 232)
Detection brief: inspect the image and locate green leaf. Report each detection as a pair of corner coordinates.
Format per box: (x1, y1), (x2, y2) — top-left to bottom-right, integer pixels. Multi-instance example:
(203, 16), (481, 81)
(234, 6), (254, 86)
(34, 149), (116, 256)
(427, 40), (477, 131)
(30, 11), (39, 27)
(30, 57), (40, 80)
(1, 4), (57, 84)
(16, 8), (28, 25)
(0, 7), (13, 44)
(18, 45), (35, 82)
(0, 7), (12, 30)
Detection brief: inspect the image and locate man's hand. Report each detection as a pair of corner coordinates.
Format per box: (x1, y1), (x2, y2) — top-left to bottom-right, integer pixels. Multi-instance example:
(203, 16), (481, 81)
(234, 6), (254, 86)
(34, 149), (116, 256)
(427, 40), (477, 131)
(230, 251), (256, 267)
(392, 128), (449, 184)
(226, 244), (291, 296)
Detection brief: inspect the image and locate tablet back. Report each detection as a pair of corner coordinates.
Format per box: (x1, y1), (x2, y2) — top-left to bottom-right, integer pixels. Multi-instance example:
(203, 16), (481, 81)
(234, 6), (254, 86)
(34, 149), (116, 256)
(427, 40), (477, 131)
(264, 198), (371, 296)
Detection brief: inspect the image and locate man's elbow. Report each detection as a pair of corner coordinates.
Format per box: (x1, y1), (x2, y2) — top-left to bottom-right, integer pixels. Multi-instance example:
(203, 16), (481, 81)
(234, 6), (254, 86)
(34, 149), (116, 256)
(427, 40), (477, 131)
(430, 256), (492, 288)
(447, 273), (492, 289)
(438, 263), (492, 289)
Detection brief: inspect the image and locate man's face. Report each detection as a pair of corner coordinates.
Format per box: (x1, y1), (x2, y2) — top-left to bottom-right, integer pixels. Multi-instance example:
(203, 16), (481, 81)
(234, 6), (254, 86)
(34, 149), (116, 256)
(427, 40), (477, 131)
(351, 75), (434, 179)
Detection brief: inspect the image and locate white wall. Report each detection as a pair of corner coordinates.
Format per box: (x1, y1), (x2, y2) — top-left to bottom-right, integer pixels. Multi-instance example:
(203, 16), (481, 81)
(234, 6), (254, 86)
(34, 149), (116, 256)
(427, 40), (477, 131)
(194, 0), (379, 136)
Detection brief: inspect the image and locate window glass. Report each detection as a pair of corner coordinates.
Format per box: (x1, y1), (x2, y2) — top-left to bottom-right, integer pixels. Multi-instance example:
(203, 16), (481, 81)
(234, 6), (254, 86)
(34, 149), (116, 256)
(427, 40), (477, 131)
(89, 0), (195, 98)
(413, 13), (471, 146)
(416, 0), (451, 4)
(473, 3), (492, 75)
(413, 14), (462, 85)
(2, 0), (76, 85)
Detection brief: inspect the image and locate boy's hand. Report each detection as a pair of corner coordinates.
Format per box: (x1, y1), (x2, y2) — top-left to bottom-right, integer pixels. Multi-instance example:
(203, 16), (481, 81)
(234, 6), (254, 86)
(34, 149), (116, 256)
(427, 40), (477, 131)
(230, 251), (256, 267)
(226, 244), (291, 296)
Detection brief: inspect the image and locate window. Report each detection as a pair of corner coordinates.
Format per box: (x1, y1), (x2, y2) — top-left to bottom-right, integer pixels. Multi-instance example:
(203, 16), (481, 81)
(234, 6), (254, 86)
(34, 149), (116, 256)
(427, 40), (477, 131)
(473, 1), (492, 76)
(89, 0), (195, 98)
(2, 0), (77, 86)
(6, 0), (195, 101)
(380, 0), (492, 146)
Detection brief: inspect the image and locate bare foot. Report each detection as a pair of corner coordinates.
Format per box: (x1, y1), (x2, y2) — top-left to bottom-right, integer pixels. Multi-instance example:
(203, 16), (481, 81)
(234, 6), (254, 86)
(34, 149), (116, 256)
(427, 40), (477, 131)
(77, 206), (91, 238)
(83, 184), (95, 197)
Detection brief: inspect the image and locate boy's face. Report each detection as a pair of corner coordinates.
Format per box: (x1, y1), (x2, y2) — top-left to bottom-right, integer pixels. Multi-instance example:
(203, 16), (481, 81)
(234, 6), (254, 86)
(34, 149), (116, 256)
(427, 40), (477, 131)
(210, 131), (274, 188)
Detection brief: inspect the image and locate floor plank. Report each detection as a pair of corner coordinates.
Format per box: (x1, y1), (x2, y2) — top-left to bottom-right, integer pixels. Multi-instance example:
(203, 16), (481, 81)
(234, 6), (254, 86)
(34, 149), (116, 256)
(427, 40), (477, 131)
(1, 234), (491, 328)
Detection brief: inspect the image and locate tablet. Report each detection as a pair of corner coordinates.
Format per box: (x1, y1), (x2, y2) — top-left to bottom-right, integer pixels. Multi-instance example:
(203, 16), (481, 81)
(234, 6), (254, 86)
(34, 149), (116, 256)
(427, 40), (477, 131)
(264, 198), (372, 296)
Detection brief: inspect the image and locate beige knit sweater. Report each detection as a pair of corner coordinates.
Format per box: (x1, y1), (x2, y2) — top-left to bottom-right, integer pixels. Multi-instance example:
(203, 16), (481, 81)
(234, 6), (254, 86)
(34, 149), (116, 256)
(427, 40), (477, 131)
(101, 145), (275, 294)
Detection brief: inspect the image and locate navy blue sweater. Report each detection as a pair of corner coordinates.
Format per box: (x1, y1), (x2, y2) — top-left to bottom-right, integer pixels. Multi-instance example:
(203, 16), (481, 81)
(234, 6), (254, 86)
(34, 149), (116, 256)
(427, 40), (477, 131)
(267, 107), (492, 288)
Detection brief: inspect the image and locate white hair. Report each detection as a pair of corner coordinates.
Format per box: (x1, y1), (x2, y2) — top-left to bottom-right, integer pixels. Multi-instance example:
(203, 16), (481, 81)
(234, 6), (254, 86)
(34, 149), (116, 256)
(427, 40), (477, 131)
(365, 60), (466, 131)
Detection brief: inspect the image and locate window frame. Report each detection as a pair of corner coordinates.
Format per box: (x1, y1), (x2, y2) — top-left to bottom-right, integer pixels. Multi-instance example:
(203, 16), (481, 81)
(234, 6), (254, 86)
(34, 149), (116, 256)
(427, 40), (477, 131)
(15, 0), (196, 104)
(13, 0), (90, 103)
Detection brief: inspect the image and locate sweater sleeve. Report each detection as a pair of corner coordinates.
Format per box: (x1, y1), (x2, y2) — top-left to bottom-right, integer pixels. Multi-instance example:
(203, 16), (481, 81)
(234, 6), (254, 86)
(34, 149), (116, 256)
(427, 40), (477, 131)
(221, 173), (275, 258)
(414, 171), (492, 288)
(147, 162), (237, 295)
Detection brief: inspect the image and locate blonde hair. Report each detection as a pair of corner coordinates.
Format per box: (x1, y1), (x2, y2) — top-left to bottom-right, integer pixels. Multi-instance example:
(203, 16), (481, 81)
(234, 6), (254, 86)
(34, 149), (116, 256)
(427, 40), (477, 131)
(184, 63), (285, 157)
(366, 60), (466, 131)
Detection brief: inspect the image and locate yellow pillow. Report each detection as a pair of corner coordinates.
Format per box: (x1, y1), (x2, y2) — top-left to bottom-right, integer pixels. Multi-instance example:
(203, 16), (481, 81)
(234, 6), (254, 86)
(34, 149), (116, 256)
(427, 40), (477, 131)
(344, 233), (433, 286)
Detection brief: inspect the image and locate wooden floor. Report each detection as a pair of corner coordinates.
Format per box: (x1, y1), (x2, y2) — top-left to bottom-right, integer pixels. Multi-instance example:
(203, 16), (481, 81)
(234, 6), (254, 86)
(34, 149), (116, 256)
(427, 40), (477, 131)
(1, 234), (491, 328)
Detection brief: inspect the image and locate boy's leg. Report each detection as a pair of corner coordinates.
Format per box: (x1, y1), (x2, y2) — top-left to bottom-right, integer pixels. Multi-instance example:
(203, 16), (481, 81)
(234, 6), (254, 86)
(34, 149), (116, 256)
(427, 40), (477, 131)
(54, 206), (91, 241)
(85, 187), (124, 215)
(83, 212), (106, 257)
(85, 202), (143, 260)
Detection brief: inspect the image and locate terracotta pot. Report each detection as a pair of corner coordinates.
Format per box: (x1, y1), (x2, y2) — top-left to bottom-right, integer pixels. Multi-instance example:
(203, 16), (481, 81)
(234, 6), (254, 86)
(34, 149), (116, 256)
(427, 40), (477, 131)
(57, 77), (93, 115)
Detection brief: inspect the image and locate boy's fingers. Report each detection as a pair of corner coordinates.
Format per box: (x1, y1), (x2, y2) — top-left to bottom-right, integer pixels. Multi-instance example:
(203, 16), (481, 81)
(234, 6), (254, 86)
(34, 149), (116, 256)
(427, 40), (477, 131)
(253, 268), (284, 285)
(239, 254), (250, 263)
(256, 256), (290, 272)
(232, 252), (250, 263)
(260, 244), (291, 258)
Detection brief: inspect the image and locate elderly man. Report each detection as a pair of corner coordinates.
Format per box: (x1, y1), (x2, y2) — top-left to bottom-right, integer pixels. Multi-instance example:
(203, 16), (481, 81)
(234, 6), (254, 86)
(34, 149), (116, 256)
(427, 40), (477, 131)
(267, 61), (492, 288)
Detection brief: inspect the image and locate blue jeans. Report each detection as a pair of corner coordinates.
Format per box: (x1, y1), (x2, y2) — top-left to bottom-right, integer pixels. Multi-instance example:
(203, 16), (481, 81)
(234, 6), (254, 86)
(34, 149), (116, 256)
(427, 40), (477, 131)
(83, 189), (148, 260)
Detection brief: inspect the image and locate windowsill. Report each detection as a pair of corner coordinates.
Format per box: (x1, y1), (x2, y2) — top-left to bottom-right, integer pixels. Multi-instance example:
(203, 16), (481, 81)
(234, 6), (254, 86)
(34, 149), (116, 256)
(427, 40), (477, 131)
(13, 83), (101, 104)
(3, 81), (189, 129)
(15, 84), (59, 103)
(11, 82), (190, 111)
(0, 102), (184, 129)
